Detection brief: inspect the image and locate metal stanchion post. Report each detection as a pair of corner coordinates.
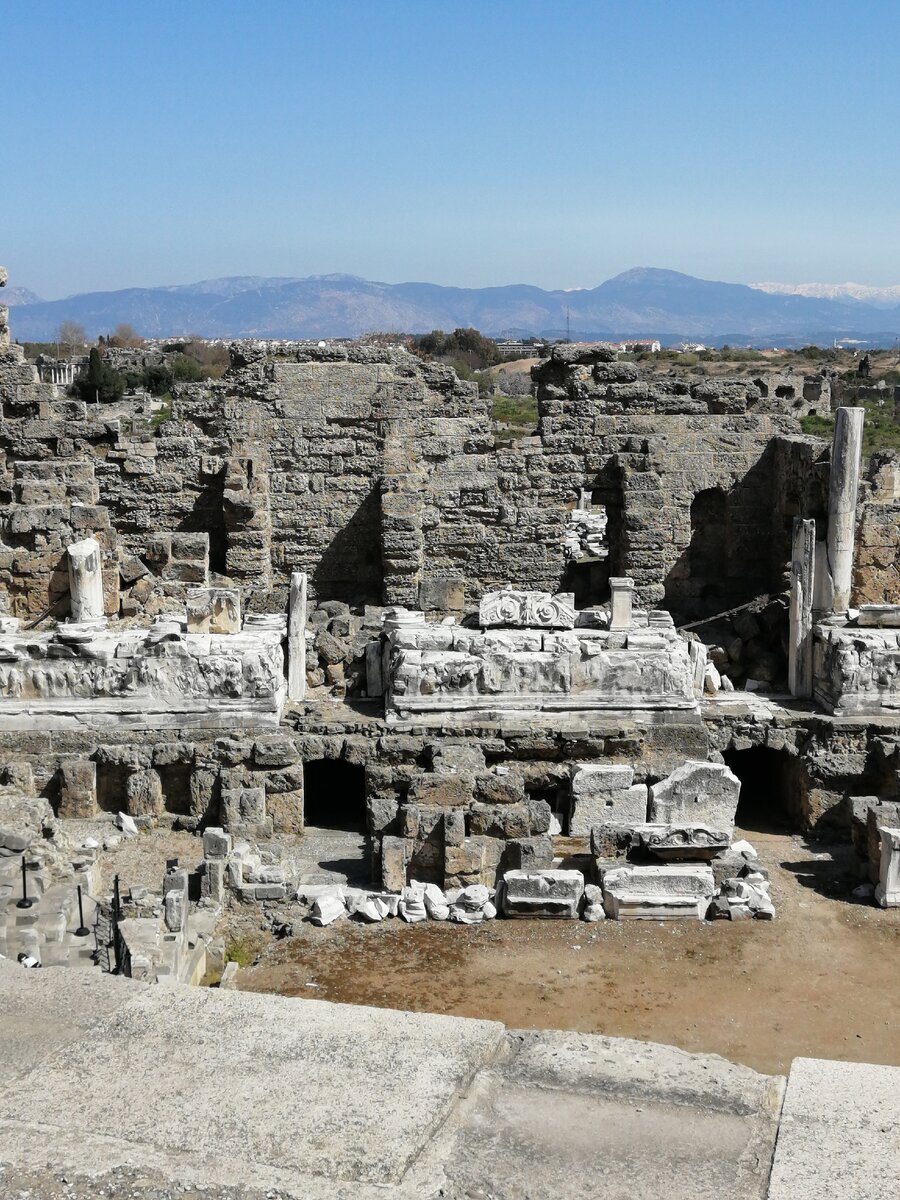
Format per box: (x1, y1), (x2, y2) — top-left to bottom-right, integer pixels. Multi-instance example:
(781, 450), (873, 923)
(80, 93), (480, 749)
(16, 855), (33, 909)
(74, 884), (90, 937)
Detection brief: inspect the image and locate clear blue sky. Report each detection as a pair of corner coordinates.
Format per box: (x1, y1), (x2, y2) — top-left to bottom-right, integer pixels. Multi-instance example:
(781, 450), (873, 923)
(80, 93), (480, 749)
(5, 0), (900, 298)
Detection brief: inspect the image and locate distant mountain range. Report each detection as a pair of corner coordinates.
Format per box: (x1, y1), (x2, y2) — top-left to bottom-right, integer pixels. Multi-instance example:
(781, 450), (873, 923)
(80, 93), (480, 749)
(754, 281), (900, 308)
(7, 268), (900, 346)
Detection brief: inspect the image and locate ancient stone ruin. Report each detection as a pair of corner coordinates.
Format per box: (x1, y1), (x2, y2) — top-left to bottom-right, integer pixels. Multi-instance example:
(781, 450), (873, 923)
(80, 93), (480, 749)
(1, 264), (900, 980)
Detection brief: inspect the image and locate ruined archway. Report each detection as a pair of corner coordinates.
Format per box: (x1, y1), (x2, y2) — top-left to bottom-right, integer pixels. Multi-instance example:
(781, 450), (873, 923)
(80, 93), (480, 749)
(725, 746), (799, 833)
(302, 759), (367, 831)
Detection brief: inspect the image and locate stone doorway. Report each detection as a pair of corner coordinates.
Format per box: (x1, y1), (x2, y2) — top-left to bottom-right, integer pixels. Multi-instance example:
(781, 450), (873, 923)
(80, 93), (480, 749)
(725, 747), (799, 833)
(302, 759), (367, 832)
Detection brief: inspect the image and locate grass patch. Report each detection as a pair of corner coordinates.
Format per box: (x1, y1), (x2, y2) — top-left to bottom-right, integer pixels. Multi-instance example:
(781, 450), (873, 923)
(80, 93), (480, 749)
(150, 397), (172, 431)
(492, 393), (538, 432)
(224, 933), (266, 968)
(801, 399), (900, 457)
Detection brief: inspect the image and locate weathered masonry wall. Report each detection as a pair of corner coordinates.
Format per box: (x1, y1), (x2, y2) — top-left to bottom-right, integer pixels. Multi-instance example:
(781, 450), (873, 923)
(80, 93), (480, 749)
(0, 338), (896, 627)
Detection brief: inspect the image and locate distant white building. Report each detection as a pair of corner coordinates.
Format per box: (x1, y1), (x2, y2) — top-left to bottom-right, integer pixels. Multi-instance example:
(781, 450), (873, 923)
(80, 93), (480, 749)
(618, 339), (661, 354)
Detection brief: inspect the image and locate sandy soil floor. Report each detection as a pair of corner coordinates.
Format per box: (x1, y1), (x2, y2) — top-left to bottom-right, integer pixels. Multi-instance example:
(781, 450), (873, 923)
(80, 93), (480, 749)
(236, 828), (900, 1076)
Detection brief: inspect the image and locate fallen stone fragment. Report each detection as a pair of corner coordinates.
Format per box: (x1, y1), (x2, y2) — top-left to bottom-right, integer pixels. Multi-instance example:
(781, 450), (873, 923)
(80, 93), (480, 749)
(423, 883), (450, 921)
(502, 869), (584, 919)
(116, 812), (138, 837)
(398, 882), (428, 922)
(602, 864), (715, 920)
(582, 883), (606, 921)
(310, 894), (346, 926)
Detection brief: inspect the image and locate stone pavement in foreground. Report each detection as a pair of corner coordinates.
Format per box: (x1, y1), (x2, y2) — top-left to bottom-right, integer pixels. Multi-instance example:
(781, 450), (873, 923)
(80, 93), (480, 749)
(0, 959), (896, 1199)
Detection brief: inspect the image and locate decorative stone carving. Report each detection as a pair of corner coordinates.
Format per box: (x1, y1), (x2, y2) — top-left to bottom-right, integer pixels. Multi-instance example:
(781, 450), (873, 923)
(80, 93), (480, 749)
(186, 587), (240, 634)
(0, 622), (285, 730)
(813, 625), (900, 715)
(632, 823), (730, 860)
(386, 612), (698, 716)
(501, 869), (584, 918)
(479, 587), (576, 630)
(602, 863), (715, 920)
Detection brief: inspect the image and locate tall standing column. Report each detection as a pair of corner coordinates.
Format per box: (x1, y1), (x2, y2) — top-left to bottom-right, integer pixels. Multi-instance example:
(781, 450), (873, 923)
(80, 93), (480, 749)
(824, 406), (864, 616)
(67, 538), (105, 622)
(788, 518), (815, 698)
(287, 571), (307, 701)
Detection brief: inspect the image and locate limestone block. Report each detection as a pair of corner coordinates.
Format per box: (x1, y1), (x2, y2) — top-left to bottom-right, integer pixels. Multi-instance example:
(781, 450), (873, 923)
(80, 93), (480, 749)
(266, 789), (304, 835)
(252, 736), (297, 768)
(501, 869), (584, 919)
(365, 640), (384, 697)
(381, 835), (410, 892)
(473, 771), (525, 806)
(367, 796), (399, 837)
(648, 762), (740, 834)
(875, 827), (900, 907)
(602, 864), (715, 920)
(444, 840), (485, 889)
(221, 786), (266, 833)
(202, 827), (232, 860)
(202, 859), (226, 902)
(503, 835), (554, 872)
(57, 760), (97, 819)
(569, 763), (648, 836)
(126, 769), (164, 818)
(590, 823), (636, 864)
(310, 893), (346, 926)
(407, 774), (473, 808)
(468, 801), (542, 840)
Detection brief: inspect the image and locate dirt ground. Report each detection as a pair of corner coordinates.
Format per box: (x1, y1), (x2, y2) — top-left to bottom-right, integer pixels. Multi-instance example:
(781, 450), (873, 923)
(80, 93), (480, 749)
(236, 828), (900, 1076)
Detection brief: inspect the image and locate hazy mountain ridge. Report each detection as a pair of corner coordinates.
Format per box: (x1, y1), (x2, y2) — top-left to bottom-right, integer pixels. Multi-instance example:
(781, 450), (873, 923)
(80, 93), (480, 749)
(8, 268), (900, 345)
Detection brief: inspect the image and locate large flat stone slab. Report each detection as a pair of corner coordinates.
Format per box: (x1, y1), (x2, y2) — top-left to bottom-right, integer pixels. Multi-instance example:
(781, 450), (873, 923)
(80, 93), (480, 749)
(767, 1057), (900, 1200)
(0, 974), (503, 1191)
(436, 1030), (785, 1200)
(0, 958), (136, 1087)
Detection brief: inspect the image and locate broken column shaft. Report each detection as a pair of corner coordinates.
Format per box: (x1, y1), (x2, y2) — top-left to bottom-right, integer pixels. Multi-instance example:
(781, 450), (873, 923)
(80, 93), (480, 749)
(788, 517), (815, 698)
(67, 537), (105, 622)
(287, 570), (307, 701)
(825, 406), (864, 615)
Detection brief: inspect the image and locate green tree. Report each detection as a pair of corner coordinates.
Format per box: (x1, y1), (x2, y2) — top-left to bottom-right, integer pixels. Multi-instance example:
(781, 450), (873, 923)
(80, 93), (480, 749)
(77, 347), (124, 404)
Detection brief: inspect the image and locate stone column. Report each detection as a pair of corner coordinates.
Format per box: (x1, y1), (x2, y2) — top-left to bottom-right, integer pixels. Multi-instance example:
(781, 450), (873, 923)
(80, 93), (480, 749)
(824, 406), (864, 615)
(875, 827), (900, 908)
(287, 571), (307, 701)
(609, 577), (634, 631)
(788, 518), (815, 698)
(67, 537), (105, 622)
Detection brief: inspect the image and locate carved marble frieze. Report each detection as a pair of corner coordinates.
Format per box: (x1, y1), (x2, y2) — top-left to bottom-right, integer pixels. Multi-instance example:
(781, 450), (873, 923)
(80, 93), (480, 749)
(479, 587), (576, 631)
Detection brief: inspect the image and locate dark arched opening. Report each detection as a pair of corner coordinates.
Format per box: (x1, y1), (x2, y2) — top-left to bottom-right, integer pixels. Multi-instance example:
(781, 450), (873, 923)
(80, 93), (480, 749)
(725, 746), (799, 833)
(303, 759), (367, 831)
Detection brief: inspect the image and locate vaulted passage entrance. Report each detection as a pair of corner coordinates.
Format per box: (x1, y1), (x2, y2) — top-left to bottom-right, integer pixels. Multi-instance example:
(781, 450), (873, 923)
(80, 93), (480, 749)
(302, 759), (367, 831)
(725, 746), (799, 833)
